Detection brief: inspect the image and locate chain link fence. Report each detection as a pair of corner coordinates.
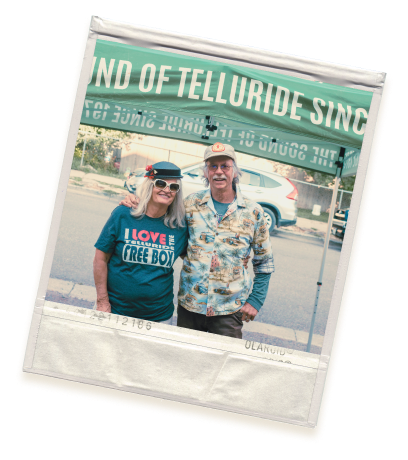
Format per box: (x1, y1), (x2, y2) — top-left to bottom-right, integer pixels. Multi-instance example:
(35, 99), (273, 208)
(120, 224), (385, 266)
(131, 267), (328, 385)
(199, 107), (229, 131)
(291, 179), (352, 212)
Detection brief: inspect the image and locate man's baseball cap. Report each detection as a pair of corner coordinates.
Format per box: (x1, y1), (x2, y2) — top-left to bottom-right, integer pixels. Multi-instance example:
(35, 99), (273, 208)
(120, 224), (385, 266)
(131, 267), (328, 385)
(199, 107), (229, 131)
(204, 142), (237, 162)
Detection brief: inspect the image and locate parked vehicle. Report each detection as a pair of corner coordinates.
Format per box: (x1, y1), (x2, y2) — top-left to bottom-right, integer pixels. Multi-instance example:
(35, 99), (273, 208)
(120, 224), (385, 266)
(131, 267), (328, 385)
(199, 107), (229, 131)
(124, 162), (298, 234)
(331, 208), (349, 240)
(124, 168), (147, 192)
(223, 234), (240, 246)
(199, 232), (215, 244)
(194, 283), (208, 294)
(181, 163), (298, 233)
(214, 285), (232, 295)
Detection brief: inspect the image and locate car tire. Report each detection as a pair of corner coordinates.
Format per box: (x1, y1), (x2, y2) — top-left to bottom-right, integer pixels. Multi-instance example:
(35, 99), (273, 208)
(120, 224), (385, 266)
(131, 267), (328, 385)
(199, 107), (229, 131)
(262, 207), (277, 234)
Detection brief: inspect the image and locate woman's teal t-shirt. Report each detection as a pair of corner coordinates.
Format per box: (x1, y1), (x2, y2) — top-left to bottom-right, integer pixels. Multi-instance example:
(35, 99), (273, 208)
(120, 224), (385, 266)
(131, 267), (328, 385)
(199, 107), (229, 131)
(95, 206), (188, 321)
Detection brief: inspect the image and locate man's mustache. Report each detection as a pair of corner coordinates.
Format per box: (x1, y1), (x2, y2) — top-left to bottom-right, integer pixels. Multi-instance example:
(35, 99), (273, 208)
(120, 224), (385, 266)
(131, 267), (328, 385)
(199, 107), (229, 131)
(213, 174), (227, 180)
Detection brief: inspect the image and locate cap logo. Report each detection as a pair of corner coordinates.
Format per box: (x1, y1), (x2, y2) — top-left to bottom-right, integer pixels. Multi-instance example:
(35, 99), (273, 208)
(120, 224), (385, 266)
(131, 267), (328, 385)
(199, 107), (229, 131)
(212, 142), (225, 152)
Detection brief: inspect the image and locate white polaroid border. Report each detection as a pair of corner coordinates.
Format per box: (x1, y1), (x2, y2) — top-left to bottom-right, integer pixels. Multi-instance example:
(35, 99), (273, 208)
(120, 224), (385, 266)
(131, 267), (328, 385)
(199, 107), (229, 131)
(23, 16), (385, 427)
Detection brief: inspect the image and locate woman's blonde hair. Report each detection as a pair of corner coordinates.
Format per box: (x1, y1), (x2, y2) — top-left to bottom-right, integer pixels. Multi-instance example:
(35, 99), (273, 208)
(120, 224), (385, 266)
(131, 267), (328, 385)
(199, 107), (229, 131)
(130, 178), (185, 228)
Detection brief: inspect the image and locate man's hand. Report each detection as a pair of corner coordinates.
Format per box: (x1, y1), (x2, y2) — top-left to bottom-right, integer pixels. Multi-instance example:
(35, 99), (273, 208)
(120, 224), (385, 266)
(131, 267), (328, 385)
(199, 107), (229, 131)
(243, 254), (251, 270)
(119, 194), (140, 208)
(240, 302), (258, 322)
(96, 296), (111, 313)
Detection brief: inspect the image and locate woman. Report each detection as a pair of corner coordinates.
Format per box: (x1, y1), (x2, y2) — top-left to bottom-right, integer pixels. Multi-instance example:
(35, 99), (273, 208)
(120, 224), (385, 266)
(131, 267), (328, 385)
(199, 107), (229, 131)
(93, 161), (188, 324)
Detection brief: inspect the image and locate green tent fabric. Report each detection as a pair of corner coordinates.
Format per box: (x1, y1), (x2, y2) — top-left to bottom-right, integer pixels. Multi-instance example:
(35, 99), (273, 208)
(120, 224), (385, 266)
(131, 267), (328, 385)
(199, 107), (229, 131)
(81, 38), (373, 176)
(81, 103), (358, 176)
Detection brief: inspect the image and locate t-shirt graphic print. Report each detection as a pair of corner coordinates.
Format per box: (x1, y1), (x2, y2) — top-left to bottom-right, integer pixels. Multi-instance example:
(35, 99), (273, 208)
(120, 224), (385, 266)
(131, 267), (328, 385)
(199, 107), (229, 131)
(95, 206), (188, 321)
(122, 228), (175, 268)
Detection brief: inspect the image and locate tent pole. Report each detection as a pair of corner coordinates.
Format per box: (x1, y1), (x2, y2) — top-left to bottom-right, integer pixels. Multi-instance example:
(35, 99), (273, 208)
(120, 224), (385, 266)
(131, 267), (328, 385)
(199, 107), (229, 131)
(306, 148), (345, 352)
(338, 189), (344, 210)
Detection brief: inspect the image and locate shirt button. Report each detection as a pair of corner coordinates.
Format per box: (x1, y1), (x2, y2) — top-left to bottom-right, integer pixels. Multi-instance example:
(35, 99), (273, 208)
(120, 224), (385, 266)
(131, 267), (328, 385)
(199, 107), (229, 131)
(216, 232), (219, 235)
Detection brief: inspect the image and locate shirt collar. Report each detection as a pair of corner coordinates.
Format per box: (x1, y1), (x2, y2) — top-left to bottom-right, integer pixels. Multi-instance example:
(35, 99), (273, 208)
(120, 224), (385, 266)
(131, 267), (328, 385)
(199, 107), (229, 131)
(200, 186), (246, 208)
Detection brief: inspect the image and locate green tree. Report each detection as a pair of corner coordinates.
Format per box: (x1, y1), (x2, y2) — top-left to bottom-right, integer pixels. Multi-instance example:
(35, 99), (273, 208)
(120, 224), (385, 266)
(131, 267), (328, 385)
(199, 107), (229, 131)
(206, 212), (214, 222)
(214, 241), (222, 251)
(221, 260), (229, 279)
(231, 248), (241, 260)
(217, 249), (229, 269)
(338, 175), (356, 192)
(73, 124), (131, 174)
(184, 274), (194, 288)
(198, 262), (207, 275)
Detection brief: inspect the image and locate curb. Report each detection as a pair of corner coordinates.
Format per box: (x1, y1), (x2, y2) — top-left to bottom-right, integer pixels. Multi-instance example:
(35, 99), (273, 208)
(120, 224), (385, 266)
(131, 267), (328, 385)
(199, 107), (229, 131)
(45, 278), (324, 349)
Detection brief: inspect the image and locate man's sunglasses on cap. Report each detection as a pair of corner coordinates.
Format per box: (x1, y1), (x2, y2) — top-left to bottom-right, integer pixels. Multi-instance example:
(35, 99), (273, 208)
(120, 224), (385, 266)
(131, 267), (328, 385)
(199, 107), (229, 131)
(153, 179), (180, 193)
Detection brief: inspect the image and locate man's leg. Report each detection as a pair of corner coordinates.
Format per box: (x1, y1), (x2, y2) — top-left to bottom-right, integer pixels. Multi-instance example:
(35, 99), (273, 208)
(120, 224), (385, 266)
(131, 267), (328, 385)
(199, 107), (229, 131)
(177, 305), (208, 332)
(207, 311), (243, 339)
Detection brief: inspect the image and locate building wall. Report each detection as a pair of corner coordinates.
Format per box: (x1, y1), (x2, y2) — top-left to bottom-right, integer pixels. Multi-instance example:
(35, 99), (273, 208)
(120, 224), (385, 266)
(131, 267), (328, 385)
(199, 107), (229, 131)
(119, 136), (205, 174)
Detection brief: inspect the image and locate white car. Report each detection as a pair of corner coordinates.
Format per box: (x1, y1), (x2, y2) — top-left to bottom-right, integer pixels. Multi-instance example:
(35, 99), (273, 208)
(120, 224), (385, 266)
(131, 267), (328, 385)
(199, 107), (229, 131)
(125, 163), (298, 233)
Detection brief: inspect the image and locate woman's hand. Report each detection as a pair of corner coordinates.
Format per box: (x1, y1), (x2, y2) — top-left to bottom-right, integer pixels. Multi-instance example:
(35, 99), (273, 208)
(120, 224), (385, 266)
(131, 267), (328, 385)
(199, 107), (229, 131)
(96, 296), (111, 312)
(119, 194), (140, 208)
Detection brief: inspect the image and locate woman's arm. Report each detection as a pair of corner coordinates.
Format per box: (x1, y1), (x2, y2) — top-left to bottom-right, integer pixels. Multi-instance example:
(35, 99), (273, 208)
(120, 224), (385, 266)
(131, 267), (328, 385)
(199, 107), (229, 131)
(93, 249), (113, 312)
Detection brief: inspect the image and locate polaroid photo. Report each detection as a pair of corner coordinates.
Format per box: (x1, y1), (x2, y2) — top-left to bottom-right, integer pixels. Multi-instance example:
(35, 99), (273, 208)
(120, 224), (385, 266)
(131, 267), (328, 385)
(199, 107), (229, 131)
(23, 16), (385, 427)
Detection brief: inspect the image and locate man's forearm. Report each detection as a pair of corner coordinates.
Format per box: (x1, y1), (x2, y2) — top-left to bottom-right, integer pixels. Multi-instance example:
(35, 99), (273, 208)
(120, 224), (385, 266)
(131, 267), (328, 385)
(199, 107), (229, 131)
(246, 272), (272, 311)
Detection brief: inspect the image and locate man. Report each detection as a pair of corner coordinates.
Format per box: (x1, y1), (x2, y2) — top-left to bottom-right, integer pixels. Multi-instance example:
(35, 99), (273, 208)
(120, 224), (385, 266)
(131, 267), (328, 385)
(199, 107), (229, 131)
(122, 142), (274, 339)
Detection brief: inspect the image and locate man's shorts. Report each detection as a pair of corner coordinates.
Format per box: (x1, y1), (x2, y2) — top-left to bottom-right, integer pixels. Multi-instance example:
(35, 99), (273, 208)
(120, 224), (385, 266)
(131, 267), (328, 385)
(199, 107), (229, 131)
(177, 305), (243, 339)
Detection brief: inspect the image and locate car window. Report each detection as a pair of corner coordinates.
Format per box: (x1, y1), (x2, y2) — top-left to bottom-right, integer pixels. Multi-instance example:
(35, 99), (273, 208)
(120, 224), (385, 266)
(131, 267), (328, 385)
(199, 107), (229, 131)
(262, 174), (281, 188)
(240, 170), (261, 186)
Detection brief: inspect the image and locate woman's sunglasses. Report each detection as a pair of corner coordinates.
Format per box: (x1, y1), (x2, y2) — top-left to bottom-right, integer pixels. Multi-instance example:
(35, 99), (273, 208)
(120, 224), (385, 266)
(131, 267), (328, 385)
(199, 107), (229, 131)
(153, 179), (180, 193)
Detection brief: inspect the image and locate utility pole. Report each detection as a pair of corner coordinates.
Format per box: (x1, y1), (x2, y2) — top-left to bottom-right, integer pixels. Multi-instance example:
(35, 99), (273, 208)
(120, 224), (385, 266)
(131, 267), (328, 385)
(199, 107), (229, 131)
(80, 136), (87, 167)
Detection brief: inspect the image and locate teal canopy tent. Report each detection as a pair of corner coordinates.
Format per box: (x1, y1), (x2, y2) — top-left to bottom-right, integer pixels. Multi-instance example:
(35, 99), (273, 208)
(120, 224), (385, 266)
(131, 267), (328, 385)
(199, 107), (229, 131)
(80, 38), (373, 351)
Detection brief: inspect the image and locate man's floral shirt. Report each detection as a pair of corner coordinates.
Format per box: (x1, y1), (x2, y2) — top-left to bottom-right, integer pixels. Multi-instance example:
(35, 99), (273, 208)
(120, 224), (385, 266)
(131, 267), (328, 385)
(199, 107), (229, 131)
(178, 187), (274, 316)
